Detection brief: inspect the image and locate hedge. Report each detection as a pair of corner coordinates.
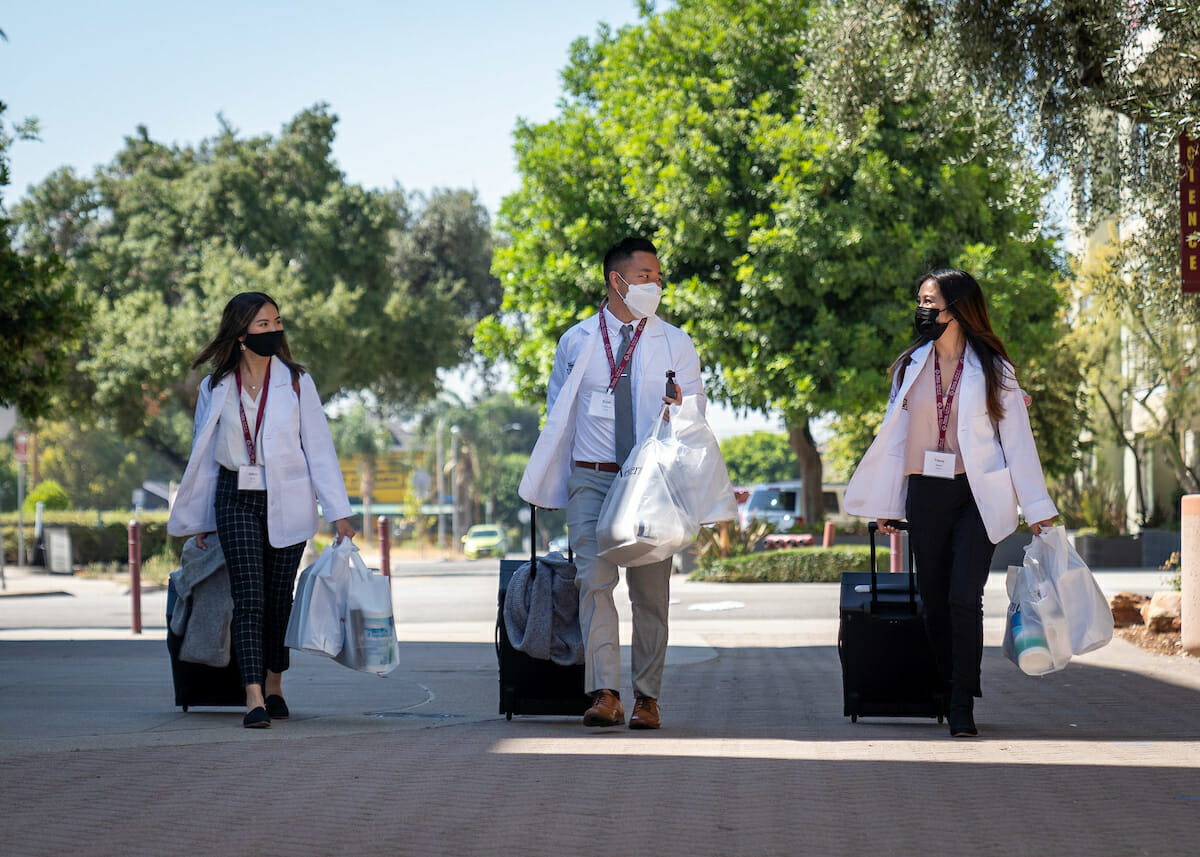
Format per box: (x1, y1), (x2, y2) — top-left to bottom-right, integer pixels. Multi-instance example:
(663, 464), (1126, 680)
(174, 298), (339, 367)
(689, 545), (890, 583)
(1, 511), (180, 566)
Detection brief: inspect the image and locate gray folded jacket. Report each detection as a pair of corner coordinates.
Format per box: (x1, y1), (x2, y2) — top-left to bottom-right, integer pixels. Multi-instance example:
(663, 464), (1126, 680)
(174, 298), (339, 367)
(503, 551), (584, 666)
(169, 534), (233, 668)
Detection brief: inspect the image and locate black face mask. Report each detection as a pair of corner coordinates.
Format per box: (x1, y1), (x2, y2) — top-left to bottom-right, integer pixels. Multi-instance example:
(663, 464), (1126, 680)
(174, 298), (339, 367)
(914, 306), (949, 341)
(242, 330), (284, 357)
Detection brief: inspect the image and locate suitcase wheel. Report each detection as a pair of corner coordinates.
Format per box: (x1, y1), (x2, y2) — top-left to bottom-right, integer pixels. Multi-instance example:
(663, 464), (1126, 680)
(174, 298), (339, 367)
(182, 705), (189, 712)
(850, 714), (857, 724)
(506, 711), (512, 721)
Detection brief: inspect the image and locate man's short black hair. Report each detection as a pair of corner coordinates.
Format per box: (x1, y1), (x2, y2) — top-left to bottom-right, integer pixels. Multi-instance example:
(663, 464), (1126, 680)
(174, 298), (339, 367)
(603, 236), (657, 286)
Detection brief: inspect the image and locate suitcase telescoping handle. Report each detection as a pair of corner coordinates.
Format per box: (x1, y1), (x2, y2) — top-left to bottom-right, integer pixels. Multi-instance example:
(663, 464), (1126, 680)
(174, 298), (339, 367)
(866, 520), (916, 610)
(526, 504), (572, 577)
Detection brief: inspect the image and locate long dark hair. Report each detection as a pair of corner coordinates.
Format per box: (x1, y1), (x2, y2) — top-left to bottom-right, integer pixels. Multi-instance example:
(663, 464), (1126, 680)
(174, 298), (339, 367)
(890, 269), (1013, 421)
(192, 292), (306, 387)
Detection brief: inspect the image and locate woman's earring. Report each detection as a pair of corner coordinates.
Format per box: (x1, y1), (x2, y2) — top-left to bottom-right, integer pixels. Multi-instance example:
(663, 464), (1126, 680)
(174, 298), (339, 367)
(240, 342), (246, 351)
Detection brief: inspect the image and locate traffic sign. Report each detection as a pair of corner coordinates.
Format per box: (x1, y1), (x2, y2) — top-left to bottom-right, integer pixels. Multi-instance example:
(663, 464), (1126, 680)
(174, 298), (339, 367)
(14, 431), (28, 463)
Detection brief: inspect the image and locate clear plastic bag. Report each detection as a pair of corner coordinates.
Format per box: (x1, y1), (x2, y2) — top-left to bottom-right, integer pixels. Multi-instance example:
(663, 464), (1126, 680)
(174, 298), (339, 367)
(334, 547), (399, 676)
(596, 397), (738, 568)
(284, 542), (353, 658)
(1028, 526), (1113, 655)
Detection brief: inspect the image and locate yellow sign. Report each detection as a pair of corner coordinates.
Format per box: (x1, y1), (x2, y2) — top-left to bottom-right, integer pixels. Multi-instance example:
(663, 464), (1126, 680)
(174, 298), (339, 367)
(338, 451), (432, 504)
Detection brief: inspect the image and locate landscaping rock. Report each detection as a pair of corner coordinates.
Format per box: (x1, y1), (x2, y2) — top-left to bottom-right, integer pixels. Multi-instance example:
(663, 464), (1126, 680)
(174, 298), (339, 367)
(1141, 591), (1182, 634)
(1109, 592), (1149, 627)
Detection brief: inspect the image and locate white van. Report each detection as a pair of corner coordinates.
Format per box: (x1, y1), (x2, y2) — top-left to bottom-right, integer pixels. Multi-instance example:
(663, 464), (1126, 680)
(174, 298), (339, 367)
(740, 481), (857, 530)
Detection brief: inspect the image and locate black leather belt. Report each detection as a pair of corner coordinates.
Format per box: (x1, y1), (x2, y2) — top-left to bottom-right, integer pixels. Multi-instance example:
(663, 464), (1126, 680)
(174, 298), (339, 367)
(575, 460), (620, 473)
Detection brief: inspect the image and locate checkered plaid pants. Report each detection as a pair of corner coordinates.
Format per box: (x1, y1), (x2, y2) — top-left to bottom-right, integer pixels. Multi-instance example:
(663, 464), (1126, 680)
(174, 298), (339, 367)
(214, 468), (307, 688)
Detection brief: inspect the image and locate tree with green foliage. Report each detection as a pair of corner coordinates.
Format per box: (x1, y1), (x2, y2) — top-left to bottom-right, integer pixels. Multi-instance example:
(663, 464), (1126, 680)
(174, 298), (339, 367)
(719, 432), (799, 486)
(477, 0), (1078, 522)
(14, 105), (500, 468)
(0, 102), (88, 420)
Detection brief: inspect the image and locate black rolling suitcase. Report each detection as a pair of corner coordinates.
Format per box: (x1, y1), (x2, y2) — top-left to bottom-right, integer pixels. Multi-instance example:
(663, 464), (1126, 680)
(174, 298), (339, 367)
(496, 506), (591, 720)
(166, 577), (244, 711)
(838, 521), (945, 723)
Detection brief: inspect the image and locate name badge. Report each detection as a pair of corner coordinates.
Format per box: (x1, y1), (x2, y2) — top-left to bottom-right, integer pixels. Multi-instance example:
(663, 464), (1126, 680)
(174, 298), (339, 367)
(237, 464), (267, 491)
(588, 391), (616, 419)
(922, 451), (956, 479)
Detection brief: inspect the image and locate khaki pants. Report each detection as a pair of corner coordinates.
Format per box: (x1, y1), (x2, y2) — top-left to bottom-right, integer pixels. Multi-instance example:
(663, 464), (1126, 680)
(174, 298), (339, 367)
(567, 466), (672, 699)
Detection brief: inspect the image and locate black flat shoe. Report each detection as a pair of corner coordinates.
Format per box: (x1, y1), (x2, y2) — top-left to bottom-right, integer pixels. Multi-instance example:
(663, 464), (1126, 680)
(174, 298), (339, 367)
(243, 706), (271, 729)
(265, 695), (289, 719)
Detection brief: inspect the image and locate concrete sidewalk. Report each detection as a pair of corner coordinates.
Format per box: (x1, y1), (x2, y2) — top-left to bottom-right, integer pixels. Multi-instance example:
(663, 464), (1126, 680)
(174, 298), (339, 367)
(1, 563), (1198, 857)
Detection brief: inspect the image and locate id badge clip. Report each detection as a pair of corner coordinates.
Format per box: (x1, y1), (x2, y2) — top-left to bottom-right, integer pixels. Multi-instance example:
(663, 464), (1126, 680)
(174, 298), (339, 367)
(922, 450), (956, 479)
(237, 464), (267, 491)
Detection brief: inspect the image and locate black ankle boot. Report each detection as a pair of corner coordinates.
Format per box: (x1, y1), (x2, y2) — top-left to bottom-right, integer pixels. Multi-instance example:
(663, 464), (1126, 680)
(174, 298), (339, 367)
(948, 690), (978, 738)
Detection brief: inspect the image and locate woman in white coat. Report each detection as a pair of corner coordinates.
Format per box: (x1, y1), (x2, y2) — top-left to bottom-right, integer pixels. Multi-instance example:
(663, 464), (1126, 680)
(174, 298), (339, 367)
(168, 292), (355, 728)
(844, 269), (1057, 738)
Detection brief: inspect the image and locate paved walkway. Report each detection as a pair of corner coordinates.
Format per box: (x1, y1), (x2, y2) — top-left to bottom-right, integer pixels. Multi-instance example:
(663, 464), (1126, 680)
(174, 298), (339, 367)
(1, 561), (1197, 857)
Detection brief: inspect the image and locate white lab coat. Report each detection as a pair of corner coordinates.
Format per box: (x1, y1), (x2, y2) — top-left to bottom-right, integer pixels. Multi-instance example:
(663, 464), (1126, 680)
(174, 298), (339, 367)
(843, 343), (1057, 544)
(167, 356), (353, 547)
(519, 312), (704, 510)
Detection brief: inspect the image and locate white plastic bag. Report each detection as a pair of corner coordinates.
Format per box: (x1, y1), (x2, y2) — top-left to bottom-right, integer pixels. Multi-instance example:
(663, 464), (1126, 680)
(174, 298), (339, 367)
(596, 396), (738, 568)
(1027, 526), (1113, 655)
(334, 547), (399, 676)
(1002, 561), (1072, 675)
(285, 541), (355, 658)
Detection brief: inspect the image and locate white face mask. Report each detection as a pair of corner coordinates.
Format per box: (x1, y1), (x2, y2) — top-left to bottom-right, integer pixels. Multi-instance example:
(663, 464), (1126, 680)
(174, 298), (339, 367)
(617, 273), (662, 319)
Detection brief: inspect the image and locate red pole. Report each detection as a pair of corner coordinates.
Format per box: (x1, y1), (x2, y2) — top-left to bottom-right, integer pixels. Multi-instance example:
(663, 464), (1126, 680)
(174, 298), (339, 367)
(377, 515), (390, 578)
(890, 531), (902, 574)
(128, 520), (142, 634)
(822, 520), (836, 548)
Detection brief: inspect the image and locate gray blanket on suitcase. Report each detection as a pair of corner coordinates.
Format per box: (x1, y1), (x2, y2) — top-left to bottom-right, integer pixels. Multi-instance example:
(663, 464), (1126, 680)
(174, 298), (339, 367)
(503, 552), (584, 666)
(169, 534), (233, 668)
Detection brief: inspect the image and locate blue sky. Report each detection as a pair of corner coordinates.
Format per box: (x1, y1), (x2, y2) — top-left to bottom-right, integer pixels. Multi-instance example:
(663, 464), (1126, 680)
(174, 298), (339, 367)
(2, 1), (783, 437)
(2, 1), (652, 213)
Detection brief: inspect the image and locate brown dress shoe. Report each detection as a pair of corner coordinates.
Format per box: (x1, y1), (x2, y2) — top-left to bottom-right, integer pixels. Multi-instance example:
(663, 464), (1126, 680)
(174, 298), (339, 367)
(629, 695), (660, 730)
(583, 689), (625, 727)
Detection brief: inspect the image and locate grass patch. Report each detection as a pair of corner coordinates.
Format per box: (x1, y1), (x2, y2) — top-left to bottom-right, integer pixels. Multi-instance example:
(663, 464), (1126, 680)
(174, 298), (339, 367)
(689, 545), (888, 583)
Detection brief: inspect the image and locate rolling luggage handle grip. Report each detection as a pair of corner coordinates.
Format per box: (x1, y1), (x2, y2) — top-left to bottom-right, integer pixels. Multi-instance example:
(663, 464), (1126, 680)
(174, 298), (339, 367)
(866, 520), (916, 610)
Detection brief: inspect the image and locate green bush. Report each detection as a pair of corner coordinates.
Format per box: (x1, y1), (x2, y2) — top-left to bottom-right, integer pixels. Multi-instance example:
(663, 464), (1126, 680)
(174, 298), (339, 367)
(689, 544), (888, 583)
(22, 479), (71, 513)
(1, 510), (179, 566)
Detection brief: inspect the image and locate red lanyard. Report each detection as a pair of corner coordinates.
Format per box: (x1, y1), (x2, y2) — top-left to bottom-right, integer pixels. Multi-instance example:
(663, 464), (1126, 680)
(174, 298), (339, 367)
(933, 352), (964, 453)
(598, 303), (647, 393)
(235, 362), (270, 465)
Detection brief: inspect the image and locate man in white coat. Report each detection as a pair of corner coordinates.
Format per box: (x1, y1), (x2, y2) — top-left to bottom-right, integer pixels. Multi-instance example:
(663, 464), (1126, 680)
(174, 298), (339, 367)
(519, 236), (704, 729)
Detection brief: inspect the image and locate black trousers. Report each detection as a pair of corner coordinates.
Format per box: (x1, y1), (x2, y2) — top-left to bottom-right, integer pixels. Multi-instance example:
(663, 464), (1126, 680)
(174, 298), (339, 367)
(214, 468), (307, 689)
(905, 474), (996, 698)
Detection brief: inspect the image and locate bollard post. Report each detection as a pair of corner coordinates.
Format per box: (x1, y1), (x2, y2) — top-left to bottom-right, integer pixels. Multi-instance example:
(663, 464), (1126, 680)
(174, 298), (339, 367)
(1182, 495), (1200, 656)
(822, 521), (836, 548)
(128, 519), (142, 634)
(377, 515), (391, 578)
(890, 531), (902, 573)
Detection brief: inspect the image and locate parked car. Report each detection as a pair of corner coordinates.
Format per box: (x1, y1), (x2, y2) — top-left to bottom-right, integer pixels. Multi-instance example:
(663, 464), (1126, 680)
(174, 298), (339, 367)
(462, 524), (508, 560)
(739, 481), (859, 530)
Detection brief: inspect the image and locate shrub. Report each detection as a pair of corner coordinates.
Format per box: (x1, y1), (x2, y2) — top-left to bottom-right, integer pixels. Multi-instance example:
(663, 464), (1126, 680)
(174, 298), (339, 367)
(22, 479), (71, 513)
(1, 510), (179, 566)
(689, 544), (888, 583)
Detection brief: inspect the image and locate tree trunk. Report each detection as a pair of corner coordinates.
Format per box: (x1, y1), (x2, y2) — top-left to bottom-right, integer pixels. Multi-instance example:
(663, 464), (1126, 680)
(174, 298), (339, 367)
(359, 456), (375, 543)
(786, 418), (824, 525)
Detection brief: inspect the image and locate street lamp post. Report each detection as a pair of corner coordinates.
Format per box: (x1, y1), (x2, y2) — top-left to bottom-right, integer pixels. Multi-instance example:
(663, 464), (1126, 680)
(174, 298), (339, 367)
(450, 425), (461, 552)
(435, 417), (445, 550)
